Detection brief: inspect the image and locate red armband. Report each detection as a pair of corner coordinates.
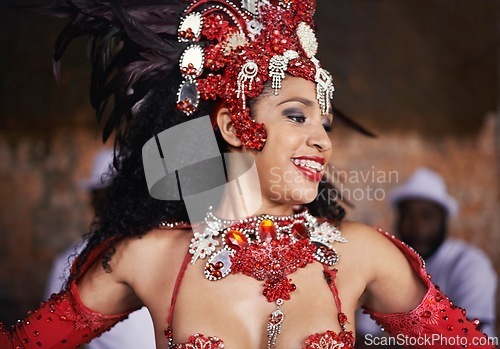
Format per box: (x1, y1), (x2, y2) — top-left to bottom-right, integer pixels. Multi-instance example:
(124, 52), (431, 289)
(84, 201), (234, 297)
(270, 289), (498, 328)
(363, 230), (497, 349)
(0, 282), (131, 349)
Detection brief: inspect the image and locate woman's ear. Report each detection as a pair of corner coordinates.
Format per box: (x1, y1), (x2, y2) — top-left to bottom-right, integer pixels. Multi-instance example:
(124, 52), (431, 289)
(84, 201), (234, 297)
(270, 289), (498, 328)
(216, 106), (243, 148)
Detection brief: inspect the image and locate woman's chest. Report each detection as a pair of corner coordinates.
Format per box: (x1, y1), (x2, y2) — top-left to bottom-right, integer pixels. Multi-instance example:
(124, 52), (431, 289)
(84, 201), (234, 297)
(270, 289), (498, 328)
(164, 261), (362, 348)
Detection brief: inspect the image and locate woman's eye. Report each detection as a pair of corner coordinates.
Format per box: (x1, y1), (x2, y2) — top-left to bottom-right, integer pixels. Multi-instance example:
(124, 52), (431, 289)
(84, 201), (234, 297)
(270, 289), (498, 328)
(287, 114), (306, 123)
(322, 119), (333, 132)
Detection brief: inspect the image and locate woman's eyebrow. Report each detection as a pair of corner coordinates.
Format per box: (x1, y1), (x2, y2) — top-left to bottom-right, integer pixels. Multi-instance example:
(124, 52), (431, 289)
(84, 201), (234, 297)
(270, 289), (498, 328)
(277, 97), (314, 107)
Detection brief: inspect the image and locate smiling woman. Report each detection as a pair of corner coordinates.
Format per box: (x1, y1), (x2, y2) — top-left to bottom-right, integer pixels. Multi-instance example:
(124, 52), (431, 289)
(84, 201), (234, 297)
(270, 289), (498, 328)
(231, 77), (333, 207)
(0, 0), (496, 349)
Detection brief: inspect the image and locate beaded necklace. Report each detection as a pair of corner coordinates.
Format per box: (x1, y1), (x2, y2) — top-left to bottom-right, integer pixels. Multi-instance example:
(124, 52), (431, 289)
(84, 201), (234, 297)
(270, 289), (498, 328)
(189, 208), (347, 349)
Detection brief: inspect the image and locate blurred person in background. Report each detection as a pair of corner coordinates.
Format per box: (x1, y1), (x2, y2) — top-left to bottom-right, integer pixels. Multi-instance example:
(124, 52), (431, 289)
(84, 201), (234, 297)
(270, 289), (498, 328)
(356, 167), (497, 340)
(45, 149), (155, 349)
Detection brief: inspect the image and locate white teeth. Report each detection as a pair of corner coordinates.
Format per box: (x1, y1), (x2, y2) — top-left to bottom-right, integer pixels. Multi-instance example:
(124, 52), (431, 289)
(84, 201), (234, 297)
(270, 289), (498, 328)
(292, 158), (323, 172)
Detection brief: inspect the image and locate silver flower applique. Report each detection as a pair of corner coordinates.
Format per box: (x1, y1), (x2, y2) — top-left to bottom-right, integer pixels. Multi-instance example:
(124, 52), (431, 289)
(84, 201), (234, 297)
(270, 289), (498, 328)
(189, 219), (223, 265)
(310, 221), (347, 245)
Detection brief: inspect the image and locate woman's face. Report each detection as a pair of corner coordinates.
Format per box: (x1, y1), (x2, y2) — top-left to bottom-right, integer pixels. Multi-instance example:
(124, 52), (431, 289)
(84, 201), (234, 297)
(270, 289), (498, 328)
(249, 76), (333, 209)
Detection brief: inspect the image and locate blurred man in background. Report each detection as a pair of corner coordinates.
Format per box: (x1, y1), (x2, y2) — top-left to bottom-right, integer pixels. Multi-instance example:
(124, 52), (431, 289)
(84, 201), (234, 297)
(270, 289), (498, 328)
(45, 149), (156, 349)
(356, 167), (497, 341)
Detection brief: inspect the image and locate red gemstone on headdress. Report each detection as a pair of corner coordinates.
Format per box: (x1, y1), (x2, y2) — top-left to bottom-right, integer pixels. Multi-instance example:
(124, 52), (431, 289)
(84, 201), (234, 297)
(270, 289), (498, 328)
(258, 219), (277, 243)
(181, 28), (194, 40)
(225, 229), (248, 250)
(291, 222), (309, 239)
(176, 99), (195, 113)
(181, 63), (197, 76)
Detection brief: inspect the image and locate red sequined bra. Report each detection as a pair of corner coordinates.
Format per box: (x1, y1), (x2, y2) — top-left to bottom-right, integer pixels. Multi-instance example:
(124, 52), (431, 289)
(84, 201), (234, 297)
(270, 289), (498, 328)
(163, 228), (495, 348)
(164, 250), (355, 349)
(0, 227), (496, 349)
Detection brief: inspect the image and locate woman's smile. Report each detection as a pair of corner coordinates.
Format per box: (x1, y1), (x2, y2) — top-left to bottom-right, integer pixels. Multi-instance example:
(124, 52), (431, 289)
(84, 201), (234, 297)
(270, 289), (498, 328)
(290, 155), (325, 182)
(249, 75), (333, 206)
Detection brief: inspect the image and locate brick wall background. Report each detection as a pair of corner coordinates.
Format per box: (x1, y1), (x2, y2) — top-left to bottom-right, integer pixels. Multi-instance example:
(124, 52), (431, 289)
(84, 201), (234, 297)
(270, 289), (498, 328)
(331, 114), (500, 337)
(0, 131), (108, 324)
(333, 114), (499, 253)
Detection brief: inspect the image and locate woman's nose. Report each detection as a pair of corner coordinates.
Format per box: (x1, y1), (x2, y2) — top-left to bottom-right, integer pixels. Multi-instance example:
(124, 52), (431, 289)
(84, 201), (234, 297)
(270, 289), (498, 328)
(307, 123), (332, 152)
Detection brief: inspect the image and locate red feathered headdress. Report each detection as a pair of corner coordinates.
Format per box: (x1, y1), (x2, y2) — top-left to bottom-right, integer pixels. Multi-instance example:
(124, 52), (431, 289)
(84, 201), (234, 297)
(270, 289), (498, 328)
(24, 0), (339, 149)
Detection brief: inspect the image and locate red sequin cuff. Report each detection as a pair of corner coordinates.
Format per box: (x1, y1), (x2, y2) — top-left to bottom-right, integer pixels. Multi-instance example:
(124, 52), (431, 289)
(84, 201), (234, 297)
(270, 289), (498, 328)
(0, 282), (132, 348)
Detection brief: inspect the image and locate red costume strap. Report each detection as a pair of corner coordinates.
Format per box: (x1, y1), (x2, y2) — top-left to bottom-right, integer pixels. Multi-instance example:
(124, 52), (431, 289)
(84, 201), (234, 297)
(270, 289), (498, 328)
(322, 266), (349, 330)
(363, 229), (497, 348)
(167, 250), (192, 327)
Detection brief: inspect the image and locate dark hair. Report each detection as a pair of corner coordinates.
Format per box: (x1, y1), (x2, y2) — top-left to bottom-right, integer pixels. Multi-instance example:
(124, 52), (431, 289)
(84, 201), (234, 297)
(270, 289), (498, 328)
(69, 70), (345, 282)
(69, 69), (216, 282)
(305, 179), (346, 221)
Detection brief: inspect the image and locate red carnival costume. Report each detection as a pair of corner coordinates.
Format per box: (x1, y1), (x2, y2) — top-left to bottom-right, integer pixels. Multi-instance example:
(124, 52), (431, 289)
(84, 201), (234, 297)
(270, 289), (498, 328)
(0, 220), (496, 348)
(4, 0), (497, 348)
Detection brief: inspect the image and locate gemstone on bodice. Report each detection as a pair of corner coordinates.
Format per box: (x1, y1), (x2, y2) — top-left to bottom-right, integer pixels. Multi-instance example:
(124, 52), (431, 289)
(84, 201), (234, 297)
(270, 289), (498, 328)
(291, 222), (309, 239)
(258, 219), (277, 243)
(204, 249), (233, 281)
(225, 229), (248, 249)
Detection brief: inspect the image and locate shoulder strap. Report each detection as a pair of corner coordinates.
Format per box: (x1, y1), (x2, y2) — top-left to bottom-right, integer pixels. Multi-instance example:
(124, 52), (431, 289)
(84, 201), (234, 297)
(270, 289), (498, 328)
(167, 250), (192, 327)
(322, 266), (349, 330)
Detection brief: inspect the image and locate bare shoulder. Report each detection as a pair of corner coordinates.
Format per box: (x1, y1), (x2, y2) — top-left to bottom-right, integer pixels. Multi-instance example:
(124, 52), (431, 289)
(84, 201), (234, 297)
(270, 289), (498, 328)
(75, 227), (192, 315)
(112, 227), (192, 286)
(336, 220), (385, 246)
(336, 221), (427, 313)
(335, 221), (405, 278)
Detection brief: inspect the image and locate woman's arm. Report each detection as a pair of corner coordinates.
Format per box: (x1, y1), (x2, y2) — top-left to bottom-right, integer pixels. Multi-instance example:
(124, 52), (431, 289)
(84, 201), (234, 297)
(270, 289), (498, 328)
(0, 226), (192, 349)
(361, 228), (497, 348)
(0, 282), (135, 349)
(361, 228), (427, 315)
(0, 238), (143, 349)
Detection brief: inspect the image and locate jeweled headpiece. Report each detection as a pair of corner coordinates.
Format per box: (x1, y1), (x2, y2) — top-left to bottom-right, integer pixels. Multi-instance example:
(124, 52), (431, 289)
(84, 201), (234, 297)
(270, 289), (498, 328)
(177, 0), (334, 149)
(27, 0), (334, 150)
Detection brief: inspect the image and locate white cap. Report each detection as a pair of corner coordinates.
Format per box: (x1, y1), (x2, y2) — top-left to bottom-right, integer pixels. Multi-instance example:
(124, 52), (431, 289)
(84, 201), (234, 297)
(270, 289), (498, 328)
(389, 167), (458, 217)
(78, 149), (115, 190)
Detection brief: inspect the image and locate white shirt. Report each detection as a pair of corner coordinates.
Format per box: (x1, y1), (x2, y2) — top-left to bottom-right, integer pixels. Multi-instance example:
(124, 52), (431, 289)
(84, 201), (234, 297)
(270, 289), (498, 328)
(356, 238), (497, 338)
(45, 240), (156, 349)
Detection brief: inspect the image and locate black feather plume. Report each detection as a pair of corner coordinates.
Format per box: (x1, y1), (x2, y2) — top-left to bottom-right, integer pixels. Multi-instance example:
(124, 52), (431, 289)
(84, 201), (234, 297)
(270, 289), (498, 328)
(22, 0), (190, 143)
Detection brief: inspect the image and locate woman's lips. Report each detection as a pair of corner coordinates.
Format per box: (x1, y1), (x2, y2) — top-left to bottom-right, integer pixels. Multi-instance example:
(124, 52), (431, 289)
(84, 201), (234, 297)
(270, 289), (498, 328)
(291, 157), (324, 182)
